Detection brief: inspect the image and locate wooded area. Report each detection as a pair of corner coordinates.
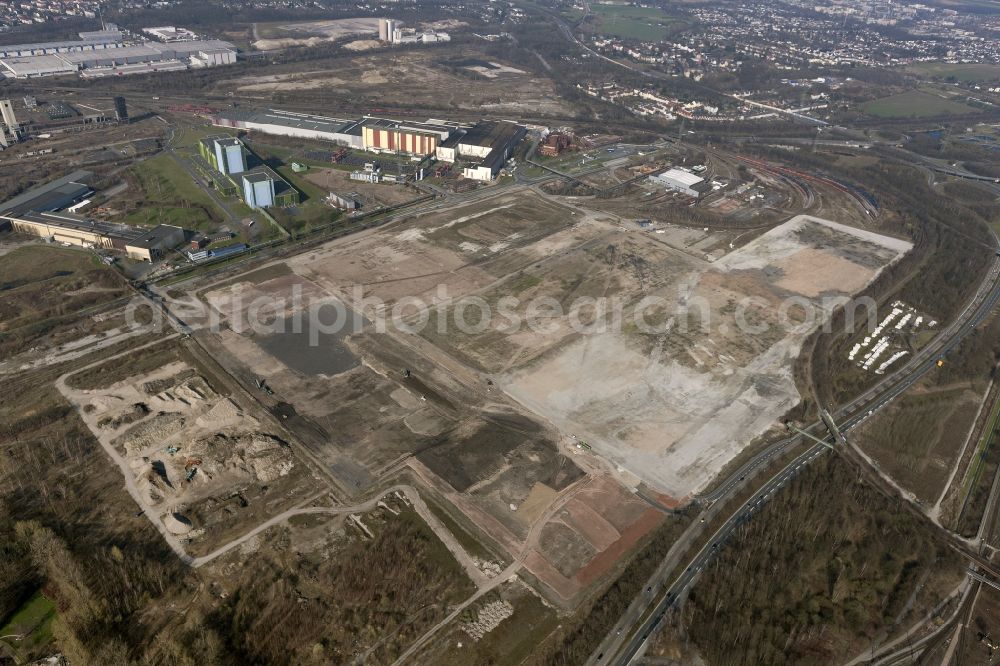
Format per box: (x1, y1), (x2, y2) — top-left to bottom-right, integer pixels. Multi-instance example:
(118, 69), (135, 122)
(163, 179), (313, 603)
(673, 457), (963, 664)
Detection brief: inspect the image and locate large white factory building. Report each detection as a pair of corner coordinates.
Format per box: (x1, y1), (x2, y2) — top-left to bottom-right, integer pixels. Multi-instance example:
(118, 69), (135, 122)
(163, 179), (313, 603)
(650, 168), (710, 198)
(0, 26), (236, 80)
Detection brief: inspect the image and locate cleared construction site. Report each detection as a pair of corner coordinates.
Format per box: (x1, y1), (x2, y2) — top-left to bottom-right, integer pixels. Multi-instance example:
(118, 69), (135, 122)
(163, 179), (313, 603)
(162, 178), (915, 604)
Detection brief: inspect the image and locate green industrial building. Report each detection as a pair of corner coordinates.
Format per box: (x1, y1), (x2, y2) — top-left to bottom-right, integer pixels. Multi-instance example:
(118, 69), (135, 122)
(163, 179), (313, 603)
(193, 135), (299, 209)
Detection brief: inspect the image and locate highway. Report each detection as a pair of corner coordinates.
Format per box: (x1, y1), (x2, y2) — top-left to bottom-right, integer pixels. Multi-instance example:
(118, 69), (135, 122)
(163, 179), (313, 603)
(594, 234), (1000, 664)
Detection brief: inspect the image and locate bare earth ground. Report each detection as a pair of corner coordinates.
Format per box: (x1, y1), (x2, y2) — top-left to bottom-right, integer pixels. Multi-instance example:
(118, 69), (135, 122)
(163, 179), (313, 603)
(252, 17), (379, 51)
(189, 191), (674, 602)
(217, 51), (571, 115)
(58, 354), (318, 557)
(184, 195), (911, 604)
(499, 214), (912, 499)
(303, 168), (421, 208)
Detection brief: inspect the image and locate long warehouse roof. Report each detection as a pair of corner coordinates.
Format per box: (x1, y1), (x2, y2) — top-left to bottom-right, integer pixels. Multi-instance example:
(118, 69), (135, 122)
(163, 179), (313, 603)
(220, 107), (359, 134)
(0, 170), (95, 217)
(659, 168), (704, 187)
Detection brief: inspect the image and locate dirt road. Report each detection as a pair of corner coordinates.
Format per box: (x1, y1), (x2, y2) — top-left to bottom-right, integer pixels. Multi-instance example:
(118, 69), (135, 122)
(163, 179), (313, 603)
(190, 484), (489, 586)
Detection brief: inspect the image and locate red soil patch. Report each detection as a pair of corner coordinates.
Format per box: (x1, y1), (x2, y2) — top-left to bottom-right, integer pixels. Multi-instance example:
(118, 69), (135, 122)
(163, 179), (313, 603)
(648, 491), (686, 509)
(573, 475), (650, 531)
(574, 507), (664, 587)
(559, 498), (620, 551)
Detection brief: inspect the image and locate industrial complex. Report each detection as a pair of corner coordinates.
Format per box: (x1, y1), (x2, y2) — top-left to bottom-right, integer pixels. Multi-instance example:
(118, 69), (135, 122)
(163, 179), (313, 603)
(210, 108), (525, 181)
(0, 24), (237, 79)
(0, 170), (187, 261)
(6, 2), (1000, 664)
(0, 99), (23, 147)
(196, 135), (299, 209)
(377, 17), (450, 44)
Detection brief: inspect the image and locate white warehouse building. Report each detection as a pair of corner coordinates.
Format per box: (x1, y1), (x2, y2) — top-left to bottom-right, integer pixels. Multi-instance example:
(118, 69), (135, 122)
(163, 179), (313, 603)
(0, 36), (237, 80)
(211, 108), (365, 149)
(649, 168), (709, 198)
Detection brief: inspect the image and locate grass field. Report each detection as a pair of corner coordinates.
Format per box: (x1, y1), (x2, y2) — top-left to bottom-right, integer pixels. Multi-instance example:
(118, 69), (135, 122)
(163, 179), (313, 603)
(123, 154), (224, 231)
(0, 245), (101, 289)
(907, 62), (1000, 83)
(0, 245), (127, 337)
(863, 89), (979, 118)
(586, 4), (681, 41)
(0, 591), (57, 658)
(858, 386), (981, 503)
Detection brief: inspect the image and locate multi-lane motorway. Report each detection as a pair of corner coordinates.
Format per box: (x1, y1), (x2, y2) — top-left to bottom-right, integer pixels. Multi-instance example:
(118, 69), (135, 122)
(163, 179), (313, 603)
(594, 236), (1000, 665)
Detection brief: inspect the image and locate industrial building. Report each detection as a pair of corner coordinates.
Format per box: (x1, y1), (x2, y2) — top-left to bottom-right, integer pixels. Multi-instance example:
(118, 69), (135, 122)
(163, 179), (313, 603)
(240, 167), (298, 209)
(6, 209), (127, 250)
(114, 96), (128, 123)
(124, 224), (186, 261)
(192, 134), (298, 210)
(650, 168), (710, 198)
(0, 55), (78, 79)
(211, 108), (364, 148)
(436, 120), (527, 181)
(360, 117), (452, 156)
(199, 136), (247, 175)
(378, 18), (395, 42)
(0, 31), (237, 80)
(211, 108), (455, 157)
(242, 171), (275, 209)
(377, 18), (449, 44)
(328, 192), (361, 210)
(0, 170), (95, 219)
(0, 170), (186, 259)
(211, 107), (521, 180)
(0, 99), (21, 147)
(193, 134), (298, 209)
(143, 26), (199, 42)
(350, 163), (382, 183)
(79, 26), (125, 43)
(0, 32), (123, 58)
(539, 132), (572, 157)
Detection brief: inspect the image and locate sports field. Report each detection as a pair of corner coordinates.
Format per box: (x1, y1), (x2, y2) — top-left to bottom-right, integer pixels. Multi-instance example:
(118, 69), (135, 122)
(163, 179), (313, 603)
(907, 62), (1000, 83)
(586, 4), (682, 41)
(863, 89), (978, 118)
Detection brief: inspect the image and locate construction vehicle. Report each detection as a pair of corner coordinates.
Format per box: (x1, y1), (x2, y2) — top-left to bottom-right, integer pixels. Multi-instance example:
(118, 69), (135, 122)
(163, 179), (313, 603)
(184, 457), (202, 482)
(937, 359), (945, 368)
